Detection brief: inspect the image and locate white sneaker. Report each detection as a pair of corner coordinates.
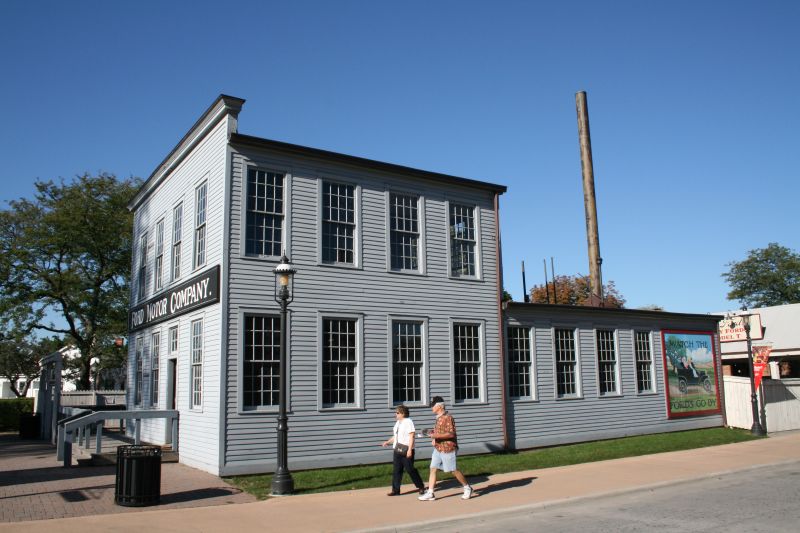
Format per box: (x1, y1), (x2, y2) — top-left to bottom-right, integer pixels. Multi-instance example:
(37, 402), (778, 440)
(418, 491), (435, 501)
(462, 485), (473, 500)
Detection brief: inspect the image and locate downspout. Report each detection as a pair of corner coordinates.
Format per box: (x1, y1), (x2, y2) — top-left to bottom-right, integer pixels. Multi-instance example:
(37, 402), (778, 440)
(494, 192), (509, 450)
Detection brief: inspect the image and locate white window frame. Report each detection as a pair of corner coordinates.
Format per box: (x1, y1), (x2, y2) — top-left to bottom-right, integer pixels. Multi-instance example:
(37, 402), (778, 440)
(137, 232), (148, 302)
(552, 326), (583, 399)
(445, 200), (482, 280)
(151, 330), (161, 406)
(193, 180), (208, 270)
(506, 325), (537, 401)
(450, 319), (487, 404)
(154, 218), (165, 292)
(190, 317), (203, 410)
(238, 308), (290, 413)
(242, 165), (290, 259)
(317, 312), (364, 410)
(317, 178), (361, 269)
(634, 330), (657, 394)
(172, 201), (183, 281)
(595, 328), (621, 397)
(134, 336), (144, 406)
(386, 315), (429, 408)
(385, 191), (426, 274)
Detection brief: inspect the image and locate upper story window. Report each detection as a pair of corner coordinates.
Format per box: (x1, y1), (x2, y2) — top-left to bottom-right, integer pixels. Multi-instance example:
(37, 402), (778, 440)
(390, 193), (420, 271)
(246, 168), (284, 257)
(243, 314), (280, 409)
(172, 203), (183, 281)
(169, 325), (179, 356)
(322, 181), (355, 265)
(453, 323), (482, 402)
(635, 331), (654, 393)
(555, 328), (579, 398)
(154, 219), (165, 291)
(137, 232), (148, 301)
(449, 204), (476, 277)
(194, 181), (207, 269)
(322, 317), (358, 407)
(507, 326), (533, 399)
(392, 321), (424, 404)
(596, 330), (618, 395)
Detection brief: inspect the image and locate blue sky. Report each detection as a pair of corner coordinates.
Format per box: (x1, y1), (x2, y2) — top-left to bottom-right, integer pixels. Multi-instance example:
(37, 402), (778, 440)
(1, 0), (798, 314)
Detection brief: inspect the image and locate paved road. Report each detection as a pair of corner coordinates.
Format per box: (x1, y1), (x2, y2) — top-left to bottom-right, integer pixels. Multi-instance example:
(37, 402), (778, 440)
(416, 461), (800, 533)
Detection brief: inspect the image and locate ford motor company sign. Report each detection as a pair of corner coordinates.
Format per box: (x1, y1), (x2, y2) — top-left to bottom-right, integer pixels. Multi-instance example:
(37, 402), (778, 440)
(129, 265), (220, 332)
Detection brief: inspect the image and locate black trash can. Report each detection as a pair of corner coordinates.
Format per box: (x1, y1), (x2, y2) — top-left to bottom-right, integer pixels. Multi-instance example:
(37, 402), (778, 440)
(115, 445), (162, 506)
(18, 414), (40, 439)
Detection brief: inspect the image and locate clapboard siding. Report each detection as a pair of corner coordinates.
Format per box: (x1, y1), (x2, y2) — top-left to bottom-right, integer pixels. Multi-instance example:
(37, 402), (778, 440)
(504, 305), (724, 450)
(128, 115), (232, 474)
(222, 145), (504, 474)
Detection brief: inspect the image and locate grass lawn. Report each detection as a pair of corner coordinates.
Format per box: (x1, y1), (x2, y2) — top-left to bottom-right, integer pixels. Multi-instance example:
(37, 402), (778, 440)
(226, 427), (761, 500)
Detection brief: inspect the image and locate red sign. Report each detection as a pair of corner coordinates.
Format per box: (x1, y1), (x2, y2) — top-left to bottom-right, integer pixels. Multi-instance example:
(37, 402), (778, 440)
(752, 345), (772, 391)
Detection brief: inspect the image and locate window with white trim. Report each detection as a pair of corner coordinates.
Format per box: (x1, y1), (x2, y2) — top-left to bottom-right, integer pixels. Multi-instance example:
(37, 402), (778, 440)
(172, 203), (183, 280)
(635, 331), (654, 392)
(155, 219), (165, 291)
(151, 331), (160, 406)
(392, 321), (423, 404)
(190, 318), (203, 408)
(555, 328), (578, 398)
(169, 325), (178, 355)
(449, 204), (476, 277)
(322, 318), (357, 407)
(321, 181), (355, 265)
(246, 168), (284, 257)
(137, 232), (148, 301)
(243, 314), (280, 409)
(194, 181), (207, 269)
(507, 326), (533, 399)
(134, 336), (143, 405)
(453, 323), (481, 401)
(596, 330), (618, 395)
(389, 193), (420, 271)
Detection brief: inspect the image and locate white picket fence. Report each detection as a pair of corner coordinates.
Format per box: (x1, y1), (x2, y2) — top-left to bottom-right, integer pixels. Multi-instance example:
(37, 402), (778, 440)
(723, 376), (800, 432)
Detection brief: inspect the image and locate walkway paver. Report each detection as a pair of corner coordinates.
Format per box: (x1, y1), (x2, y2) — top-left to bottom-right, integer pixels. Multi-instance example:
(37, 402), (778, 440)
(1, 431), (797, 532)
(0, 433), (255, 523)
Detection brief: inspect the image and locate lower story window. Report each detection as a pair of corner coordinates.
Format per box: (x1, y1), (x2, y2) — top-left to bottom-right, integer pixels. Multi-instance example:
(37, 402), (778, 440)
(322, 318), (358, 407)
(151, 331), (160, 406)
(453, 323), (481, 401)
(191, 319), (203, 408)
(134, 337), (143, 405)
(244, 314), (280, 408)
(392, 321), (423, 404)
(555, 328), (578, 397)
(507, 326), (533, 399)
(635, 331), (654, 392)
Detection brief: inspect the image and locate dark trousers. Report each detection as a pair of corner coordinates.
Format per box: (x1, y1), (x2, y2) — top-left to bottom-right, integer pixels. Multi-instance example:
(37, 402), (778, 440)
(392, 449), (425, 493)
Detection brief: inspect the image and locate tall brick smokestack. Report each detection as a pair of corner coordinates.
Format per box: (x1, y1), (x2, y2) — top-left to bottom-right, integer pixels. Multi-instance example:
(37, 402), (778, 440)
(575, 91), (604, 305)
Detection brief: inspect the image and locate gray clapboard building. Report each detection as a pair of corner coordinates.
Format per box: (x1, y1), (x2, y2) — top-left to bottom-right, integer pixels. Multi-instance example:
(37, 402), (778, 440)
(127, 95), (723, 476)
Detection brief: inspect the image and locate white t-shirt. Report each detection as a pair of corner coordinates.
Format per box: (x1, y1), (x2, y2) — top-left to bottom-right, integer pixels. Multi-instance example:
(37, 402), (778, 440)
(393, 417), (416, 448)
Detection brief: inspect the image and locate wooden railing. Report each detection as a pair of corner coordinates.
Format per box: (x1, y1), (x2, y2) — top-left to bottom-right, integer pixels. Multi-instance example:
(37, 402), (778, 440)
(57, 409), (178, 467)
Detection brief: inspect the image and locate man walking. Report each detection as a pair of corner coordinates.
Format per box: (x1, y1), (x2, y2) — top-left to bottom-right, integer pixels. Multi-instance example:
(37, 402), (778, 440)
(418, 396), (473, 501)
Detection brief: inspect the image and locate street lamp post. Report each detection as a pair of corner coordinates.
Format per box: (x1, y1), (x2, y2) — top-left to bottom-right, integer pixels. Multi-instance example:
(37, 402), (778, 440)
(740, 313), (766, 436)
(272, 255), (296, 495)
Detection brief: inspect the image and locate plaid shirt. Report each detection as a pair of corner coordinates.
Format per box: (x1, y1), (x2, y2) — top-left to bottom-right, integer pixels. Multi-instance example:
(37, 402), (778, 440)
(433, 412), (458, 453)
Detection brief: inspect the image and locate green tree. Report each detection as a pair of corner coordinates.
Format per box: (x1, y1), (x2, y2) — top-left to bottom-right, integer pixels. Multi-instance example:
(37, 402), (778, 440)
(530, 274), (625, 308)
(0, 174), (140, 389)
(0, 333), (62, 397)
(722, 243), (800, 308)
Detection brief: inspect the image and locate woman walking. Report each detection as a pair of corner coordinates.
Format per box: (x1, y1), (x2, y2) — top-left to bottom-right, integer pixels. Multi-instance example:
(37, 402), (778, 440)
(381, 405), (426, 496)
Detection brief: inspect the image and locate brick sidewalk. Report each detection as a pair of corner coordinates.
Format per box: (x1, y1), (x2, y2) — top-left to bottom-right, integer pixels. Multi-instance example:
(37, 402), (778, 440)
(0, 433), (255, 523)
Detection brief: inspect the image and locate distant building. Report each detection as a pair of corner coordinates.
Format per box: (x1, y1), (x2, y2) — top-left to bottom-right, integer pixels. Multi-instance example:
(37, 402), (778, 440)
(718, 303), (800, 379)
(1, 346), (79, 400)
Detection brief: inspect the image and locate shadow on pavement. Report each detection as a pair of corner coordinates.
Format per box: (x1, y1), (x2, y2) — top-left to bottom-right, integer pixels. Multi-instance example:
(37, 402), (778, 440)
(0, 465), (116, 487)
(160, 487), (245, 504)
